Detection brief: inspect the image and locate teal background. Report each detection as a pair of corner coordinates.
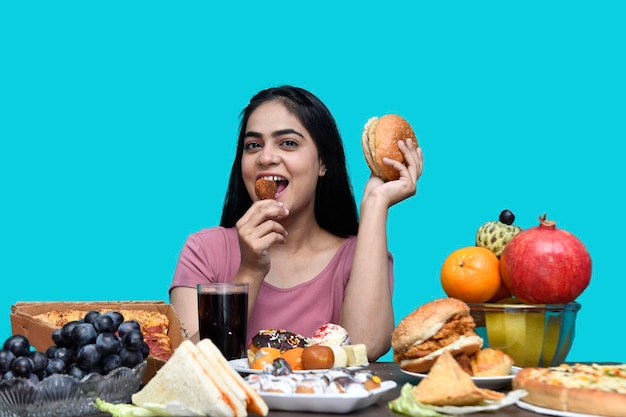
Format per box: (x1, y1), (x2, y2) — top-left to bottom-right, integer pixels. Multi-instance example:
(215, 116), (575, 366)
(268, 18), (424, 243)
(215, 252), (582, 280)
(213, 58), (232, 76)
(2, 2), (624, 362)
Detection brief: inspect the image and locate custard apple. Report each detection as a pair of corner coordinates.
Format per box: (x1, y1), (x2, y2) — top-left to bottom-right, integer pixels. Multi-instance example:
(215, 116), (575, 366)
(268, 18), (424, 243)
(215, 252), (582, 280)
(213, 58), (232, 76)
(476, 209), (522, 257)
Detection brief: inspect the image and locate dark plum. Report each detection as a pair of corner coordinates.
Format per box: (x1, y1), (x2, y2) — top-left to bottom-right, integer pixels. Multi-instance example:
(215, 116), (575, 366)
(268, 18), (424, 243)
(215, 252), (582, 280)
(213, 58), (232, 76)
(60, 321), (81, 346)
(101, 354), (122, 373)
(0, 350), (16, 373)
(3, 335), (30, 357)
(3, 371), (14, 380)
(53, 347), (74, 365)
(83, 310), (101, 324)
(45, 345), (58, 359)
(499, 209), (516, 225)
(29, 351), (48, 374)
(117, 320), (141, 338)
(96, 332), (122, 355)
(11, 356), (34, 378)
(122, 330), (144, 351)
(68, 363), (86, 379)
(51, 328), (67, 347)
(119, 348), (143, 368)
(45, 358), (66, 375)
(140, 342), (150, 359)
(72, 323), (98, 346)
(76, 344), (101, 370)
(102, 311), (124, 330)
(90, 362), (105, 375)
(93, 314), (116, 333)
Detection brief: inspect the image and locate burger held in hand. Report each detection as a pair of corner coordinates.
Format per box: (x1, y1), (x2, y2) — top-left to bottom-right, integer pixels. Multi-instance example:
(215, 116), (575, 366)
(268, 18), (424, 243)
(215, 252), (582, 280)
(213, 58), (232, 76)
(391, 297), (513, 376)
(361, 114), (417, 181)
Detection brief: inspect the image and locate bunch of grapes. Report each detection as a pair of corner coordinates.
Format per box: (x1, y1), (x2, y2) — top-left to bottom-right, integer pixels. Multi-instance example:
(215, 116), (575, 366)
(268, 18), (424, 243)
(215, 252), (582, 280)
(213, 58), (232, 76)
(0, 310), (149, 382)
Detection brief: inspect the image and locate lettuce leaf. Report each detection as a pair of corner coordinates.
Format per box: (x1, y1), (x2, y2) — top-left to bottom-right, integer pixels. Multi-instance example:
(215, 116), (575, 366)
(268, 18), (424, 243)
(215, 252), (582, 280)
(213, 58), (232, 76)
(388, 383), (446, 416)
(93, 398), (203, 417)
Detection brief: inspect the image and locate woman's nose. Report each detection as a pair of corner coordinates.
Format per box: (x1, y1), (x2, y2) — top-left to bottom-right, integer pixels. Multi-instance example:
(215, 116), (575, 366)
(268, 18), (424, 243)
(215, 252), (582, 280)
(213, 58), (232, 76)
(257, 145), (279, 165)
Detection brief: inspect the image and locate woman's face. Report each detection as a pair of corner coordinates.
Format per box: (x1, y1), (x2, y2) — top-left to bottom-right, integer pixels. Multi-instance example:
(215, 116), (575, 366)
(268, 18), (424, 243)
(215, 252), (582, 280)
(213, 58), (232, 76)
(241, 100), (325, 213)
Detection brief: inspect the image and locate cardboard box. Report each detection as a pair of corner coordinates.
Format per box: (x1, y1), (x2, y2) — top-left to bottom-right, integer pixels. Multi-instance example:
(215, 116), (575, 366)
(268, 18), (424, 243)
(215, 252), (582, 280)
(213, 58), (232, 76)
(10, 300), (185, 384)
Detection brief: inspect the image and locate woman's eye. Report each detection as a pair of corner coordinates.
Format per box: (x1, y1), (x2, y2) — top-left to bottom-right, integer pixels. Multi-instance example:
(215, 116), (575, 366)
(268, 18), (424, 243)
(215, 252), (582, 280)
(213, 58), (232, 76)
(244, 142), (262, 151)
(280, 139), (298, 148)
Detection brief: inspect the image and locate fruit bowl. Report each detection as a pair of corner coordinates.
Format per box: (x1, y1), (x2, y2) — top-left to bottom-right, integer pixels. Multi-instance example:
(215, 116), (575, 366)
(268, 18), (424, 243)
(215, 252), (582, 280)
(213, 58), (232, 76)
(0, 361), (146, 417)
(468, 300), (581, 368)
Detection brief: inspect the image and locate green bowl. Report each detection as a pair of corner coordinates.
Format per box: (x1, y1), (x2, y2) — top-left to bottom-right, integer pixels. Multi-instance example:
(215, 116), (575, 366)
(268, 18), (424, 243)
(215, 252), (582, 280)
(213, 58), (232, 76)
(468, 300), (581, 368)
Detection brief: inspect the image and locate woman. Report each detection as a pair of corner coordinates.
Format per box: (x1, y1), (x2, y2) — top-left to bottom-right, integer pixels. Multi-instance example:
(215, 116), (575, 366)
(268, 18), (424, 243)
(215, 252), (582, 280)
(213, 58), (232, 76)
(170, 86), (423, 361)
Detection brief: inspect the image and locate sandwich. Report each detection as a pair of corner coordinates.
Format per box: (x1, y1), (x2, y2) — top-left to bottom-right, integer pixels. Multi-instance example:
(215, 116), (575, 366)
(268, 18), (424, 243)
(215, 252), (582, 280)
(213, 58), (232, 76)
(361, 114), (417, 181)
(131, 339), (268, 417)
(391, 298), (483, 373)
(196, 339), (268, 416)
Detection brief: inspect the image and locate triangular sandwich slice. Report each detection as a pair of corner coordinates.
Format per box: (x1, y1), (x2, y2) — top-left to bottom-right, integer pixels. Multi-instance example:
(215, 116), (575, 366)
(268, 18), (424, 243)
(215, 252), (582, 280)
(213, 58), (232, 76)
(132, 340), (235, 417)
(197, 339), (269, 417)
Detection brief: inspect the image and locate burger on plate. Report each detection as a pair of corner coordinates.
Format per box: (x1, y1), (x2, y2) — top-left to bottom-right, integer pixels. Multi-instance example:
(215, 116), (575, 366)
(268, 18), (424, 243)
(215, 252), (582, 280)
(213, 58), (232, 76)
(391, 298), (483, 373)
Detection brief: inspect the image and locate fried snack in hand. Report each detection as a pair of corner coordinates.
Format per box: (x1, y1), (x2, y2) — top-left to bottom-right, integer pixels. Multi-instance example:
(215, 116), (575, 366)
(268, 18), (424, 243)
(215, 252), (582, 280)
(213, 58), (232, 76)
(255, 179), (277, 200)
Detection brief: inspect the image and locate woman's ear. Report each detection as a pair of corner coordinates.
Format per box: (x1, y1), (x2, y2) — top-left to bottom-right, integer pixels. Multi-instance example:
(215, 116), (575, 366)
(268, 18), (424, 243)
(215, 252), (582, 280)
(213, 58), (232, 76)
(319, 164), (327, 177)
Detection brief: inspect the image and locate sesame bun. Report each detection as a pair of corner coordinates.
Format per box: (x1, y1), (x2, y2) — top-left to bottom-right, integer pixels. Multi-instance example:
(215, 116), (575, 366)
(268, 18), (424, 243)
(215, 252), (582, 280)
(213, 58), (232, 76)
(391, 298), (483, 374)
(391, 297), (471, 351)
(361, 114), (417, 181)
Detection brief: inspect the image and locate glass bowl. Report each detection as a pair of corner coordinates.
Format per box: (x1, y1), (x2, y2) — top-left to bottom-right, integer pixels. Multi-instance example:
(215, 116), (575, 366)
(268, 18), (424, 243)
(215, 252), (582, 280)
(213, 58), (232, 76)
(468, 301), (581, 368)
(0, 361), (146, 417)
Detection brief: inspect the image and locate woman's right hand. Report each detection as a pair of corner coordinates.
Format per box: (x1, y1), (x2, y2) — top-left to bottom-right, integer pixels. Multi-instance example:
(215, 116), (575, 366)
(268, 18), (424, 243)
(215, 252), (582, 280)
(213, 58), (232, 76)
(235, 200), (289, 280)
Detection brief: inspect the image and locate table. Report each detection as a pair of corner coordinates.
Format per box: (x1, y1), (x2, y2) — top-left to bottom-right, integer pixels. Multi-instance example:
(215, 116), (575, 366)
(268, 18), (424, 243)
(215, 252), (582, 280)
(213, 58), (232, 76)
(265, 362), (540, 417)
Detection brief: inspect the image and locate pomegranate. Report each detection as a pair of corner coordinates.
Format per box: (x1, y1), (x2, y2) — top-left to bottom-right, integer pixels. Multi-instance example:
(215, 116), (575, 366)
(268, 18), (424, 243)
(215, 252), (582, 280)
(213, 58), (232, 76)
(499, 214), (591, 304)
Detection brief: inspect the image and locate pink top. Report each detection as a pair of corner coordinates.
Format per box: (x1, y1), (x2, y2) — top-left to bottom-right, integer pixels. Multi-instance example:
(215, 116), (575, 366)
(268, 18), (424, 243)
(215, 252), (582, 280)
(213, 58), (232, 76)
(170, 227), (394, 341)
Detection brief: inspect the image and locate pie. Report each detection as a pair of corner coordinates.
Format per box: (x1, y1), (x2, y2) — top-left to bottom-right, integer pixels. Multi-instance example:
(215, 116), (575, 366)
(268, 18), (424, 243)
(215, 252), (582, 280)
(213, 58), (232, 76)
(35, 309), (173, 360)
(513, 363), (626, 417)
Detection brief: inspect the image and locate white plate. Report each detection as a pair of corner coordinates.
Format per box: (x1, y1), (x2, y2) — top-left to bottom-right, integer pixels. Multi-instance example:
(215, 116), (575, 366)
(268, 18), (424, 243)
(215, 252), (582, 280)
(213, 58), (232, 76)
(228, 358), (367, 374)
(400, 366), (522, 390)
(259, 380), (396, 413)
(517, 400), (600, 417)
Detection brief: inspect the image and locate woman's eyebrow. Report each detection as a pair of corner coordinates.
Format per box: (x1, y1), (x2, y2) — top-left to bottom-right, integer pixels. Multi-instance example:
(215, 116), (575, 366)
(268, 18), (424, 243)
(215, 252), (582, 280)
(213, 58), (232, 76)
(245, 129), (305, 139)
(245, 131), (262, 139)
(272, 128), (305, 139)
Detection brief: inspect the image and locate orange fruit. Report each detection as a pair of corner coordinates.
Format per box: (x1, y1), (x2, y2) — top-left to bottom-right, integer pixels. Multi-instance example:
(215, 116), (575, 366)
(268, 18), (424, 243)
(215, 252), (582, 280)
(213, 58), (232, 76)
(280, 347), (304, 370)
(440, 246), (502, 303)
(251, 347), (281, 370)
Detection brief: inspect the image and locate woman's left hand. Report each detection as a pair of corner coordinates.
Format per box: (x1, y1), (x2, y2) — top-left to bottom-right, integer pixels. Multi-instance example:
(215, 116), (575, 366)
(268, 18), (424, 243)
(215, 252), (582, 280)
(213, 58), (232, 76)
(362, 138), (423, 207)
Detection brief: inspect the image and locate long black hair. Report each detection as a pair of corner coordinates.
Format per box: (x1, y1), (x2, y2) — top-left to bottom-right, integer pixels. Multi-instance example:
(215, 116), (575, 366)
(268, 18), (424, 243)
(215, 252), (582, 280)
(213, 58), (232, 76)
(220, 85), (358, 237)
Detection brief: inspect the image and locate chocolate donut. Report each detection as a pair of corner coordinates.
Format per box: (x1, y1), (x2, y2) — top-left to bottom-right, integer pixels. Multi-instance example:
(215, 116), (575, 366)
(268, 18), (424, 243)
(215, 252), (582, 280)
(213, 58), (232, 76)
(247, 329), (309, 366)
(249, 329), (309, 351)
